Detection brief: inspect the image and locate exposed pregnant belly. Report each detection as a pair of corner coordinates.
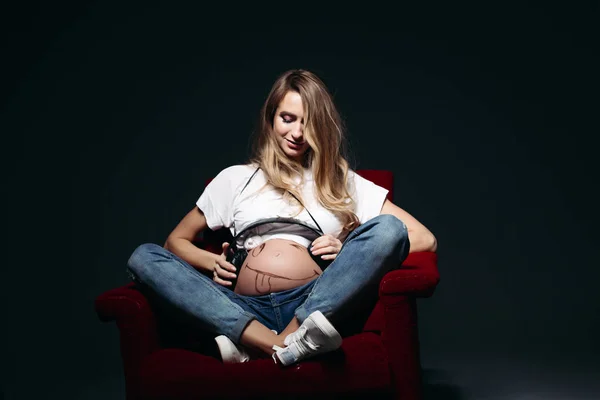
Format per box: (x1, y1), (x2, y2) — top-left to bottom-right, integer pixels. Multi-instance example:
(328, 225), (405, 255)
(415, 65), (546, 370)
(233, 238), (322, 296)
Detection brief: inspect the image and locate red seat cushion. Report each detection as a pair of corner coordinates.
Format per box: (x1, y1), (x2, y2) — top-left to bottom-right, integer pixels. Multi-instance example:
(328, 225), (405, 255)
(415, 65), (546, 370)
(137, 332), (392, 399)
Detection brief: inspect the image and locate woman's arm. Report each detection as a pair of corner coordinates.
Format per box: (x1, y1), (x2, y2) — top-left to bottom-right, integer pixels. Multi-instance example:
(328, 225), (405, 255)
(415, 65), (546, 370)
(164, 207), (222, 273)
(380, 199), (437, 253)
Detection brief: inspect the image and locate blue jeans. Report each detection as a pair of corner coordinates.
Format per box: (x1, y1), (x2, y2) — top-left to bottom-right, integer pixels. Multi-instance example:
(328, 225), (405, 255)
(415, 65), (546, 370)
(126, 214), (410, 344)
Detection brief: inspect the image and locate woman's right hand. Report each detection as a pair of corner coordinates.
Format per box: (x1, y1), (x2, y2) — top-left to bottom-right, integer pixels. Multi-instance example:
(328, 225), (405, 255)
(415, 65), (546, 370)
(212, 242), (237, 287)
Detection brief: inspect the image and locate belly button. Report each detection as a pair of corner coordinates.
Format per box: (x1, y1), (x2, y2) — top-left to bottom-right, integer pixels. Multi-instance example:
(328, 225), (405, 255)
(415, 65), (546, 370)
(275, 252), (281, 257)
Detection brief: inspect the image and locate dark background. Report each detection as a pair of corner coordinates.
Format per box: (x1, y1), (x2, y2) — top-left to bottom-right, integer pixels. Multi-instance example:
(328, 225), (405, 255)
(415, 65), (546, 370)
(2, 1), (599, 399)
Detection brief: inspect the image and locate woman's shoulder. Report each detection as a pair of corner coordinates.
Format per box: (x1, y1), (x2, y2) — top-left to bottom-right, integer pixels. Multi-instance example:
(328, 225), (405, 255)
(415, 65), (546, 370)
(346, 168), (360, 186)
(208, 163), (260, 189)
(345, 168), (382, 195)
(214, 163), (259, 179)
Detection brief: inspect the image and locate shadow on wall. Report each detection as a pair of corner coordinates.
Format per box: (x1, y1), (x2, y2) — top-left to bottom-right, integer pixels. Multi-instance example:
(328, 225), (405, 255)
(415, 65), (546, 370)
(422, 368), (468, 400)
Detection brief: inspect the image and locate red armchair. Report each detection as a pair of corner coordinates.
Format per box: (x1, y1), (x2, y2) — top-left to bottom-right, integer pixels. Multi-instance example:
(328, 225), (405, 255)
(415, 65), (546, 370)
(95, 170), (440, 399)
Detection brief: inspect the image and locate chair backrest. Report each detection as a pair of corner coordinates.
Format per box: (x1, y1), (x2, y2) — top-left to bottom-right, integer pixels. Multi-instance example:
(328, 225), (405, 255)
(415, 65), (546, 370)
(204, 169), (393, 201)
(355, 169), (393, 201)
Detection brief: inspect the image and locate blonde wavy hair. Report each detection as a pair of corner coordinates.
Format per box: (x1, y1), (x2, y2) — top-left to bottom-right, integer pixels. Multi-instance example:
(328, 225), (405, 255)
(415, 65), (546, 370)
(248, 69), (360, 236)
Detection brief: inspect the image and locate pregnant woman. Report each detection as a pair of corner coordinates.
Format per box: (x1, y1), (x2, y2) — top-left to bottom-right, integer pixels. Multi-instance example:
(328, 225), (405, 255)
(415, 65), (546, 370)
(126, 69), (437, 366)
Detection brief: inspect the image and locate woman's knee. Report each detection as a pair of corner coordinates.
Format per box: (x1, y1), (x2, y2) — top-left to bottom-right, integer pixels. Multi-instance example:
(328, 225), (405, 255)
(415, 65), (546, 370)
(127, 242), (164, 274)
(373, 214), (409, 245)
(366, 214), (410, 262)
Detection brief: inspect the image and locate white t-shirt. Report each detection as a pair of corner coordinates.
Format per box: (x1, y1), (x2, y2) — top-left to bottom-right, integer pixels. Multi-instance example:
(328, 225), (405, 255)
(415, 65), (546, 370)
(196, 164), (388, 250)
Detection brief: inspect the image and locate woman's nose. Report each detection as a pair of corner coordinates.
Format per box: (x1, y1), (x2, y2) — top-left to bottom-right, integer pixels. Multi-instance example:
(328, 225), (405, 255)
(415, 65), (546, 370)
(291, 124), (303, 139)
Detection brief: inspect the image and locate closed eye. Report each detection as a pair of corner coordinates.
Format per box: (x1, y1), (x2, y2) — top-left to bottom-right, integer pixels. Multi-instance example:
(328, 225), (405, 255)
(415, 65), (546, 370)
(279, 111), (303, 124)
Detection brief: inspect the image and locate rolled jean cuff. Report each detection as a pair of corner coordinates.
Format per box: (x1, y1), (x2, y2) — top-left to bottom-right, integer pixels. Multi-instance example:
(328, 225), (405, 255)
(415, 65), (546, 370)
(228, 311), (257, 344)
(294, 306), (310, 325)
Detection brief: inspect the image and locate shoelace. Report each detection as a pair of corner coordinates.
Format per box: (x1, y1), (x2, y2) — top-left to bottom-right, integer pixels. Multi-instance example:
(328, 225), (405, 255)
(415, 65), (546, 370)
(292, 331), (319, 354)
(272, 345), (284, 363)
(284, 325), (307, 346)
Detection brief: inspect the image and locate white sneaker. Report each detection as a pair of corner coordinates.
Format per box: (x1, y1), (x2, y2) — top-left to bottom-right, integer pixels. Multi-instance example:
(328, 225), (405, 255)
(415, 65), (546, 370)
(215, 335), (250, 363)
(272, 310), (342, 366)
(215, 330), (278, 363)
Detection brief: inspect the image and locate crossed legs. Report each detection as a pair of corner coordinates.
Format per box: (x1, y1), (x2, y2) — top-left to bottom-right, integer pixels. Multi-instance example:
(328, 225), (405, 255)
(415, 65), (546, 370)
(127, 214), (409, 360)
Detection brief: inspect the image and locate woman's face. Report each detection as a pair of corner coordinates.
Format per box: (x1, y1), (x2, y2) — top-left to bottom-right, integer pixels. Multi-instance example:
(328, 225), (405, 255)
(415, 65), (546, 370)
(273, 91), (310, 161)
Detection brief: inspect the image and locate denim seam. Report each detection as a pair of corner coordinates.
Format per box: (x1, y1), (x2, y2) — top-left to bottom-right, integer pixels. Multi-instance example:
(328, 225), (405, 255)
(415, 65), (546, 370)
(274, 293), (309, 307)
(270, 294), (284, 332)
(240, 298), (274, 310)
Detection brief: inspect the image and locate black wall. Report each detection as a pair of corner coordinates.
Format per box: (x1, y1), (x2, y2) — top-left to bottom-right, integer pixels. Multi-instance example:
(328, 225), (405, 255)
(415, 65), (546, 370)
(3, 2), (598, 398)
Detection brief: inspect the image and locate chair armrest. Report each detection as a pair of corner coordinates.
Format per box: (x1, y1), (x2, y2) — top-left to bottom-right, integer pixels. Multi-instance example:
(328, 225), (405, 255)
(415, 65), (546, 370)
(379, 252), (440, 300)
(95, 283), (161, 360)
(96, 283), (153, 321)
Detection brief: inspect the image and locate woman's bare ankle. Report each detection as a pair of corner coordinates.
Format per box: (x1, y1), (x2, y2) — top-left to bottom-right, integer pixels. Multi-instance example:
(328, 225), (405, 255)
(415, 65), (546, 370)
(279, 317), (301, 339)
(240, 320), (286, 356)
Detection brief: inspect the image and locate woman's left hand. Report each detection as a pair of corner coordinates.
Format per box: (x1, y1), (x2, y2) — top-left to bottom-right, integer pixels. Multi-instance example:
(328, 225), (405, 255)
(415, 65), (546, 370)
(310, 234), (343, 260)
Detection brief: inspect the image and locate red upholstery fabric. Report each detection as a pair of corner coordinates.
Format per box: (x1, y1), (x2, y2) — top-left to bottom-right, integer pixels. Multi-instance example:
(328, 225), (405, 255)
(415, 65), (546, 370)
(136, 333), (391, 399)
(95, 170), (440, 399)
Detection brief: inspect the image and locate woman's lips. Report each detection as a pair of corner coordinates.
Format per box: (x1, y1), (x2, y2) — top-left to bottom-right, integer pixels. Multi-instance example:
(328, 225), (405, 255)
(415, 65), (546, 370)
(286, 139), (304, 149)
